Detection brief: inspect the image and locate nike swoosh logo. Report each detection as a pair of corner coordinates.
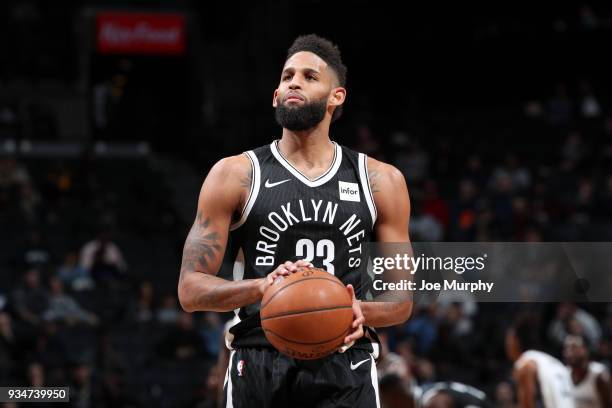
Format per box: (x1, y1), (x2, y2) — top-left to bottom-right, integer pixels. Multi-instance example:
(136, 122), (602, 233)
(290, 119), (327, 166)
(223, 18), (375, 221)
(265, 179), (291, 188)
(350, 358), (370, 370)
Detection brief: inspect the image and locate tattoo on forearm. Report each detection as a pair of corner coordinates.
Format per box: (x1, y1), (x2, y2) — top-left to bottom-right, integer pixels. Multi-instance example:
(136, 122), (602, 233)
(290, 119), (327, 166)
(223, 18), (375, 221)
(368, 170), (381, 193)
(181, 212), (221, 274)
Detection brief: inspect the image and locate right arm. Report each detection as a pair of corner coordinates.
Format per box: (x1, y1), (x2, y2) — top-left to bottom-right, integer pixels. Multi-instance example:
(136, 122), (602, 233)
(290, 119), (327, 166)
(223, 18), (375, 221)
(514, 360), (538, 408)
(177, 155), (306, 312)
(178, 155), (266, 313)
(596, 369), (612, 408)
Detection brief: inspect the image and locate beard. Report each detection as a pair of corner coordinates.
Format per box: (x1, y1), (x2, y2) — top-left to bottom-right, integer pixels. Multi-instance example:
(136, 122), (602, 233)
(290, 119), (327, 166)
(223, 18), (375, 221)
(275, 96), (327, 131)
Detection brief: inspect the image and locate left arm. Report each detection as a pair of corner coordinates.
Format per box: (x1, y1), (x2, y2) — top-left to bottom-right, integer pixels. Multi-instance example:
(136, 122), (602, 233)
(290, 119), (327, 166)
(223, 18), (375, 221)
(342, 158), (413, 344)
(361, 157), (413, 327)
(596, 370), (612, 408)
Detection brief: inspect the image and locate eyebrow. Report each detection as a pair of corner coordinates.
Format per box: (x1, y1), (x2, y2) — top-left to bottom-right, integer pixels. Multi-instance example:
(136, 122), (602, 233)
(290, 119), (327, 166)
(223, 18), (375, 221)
(281, 67), (321, 76)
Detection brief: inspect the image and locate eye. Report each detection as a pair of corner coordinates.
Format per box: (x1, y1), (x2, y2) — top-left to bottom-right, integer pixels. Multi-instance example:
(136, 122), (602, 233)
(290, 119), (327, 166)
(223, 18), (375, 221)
(306, 75), (317, 81)
(282, 74), (292, 81)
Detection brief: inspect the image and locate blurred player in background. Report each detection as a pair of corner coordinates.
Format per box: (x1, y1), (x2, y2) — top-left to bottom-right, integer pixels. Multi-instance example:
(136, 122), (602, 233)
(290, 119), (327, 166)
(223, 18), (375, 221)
(419, 381), (492, 408)
(506, 314), (575, 408)
(564, 334), (612, 408)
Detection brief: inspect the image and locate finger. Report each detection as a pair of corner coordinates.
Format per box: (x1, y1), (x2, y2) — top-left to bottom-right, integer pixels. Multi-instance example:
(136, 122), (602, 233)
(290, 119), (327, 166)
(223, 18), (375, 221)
(338, 340), (354, 353)
(353, 315), (365, 328)
(346, 284), (356, 300)
(295, 259), (313, 267)
(284, 261), (298, 272)
(274, 265), (290, 275)
(268, 268), (288, 284)
(345, 325), (364, 343)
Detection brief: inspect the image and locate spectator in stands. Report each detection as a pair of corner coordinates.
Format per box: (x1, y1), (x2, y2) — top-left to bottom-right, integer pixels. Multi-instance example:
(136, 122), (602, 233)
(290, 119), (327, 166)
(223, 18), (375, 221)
(422, 180), (449, 230)
(200, 312), (223, 357)
(19, 182), (41, 224)
(547, 83), (573, 127)
(413, 358), (436, 386)
(377, 329), (412, 383)
(156, 293), (180, 325)
(579, 5), (599, 30)
(18, 230), (52, 270)
(79, 230), (127, 287)
(562, 131), (588, 164)
(0, 159), (30, 189)
(0, 289), (6, 312)
(379, 373), (416, 408)
(353, 123), (382, 158)
(25, 361), (45, 387)
(34, 321), (68, 385)
(0, 312), (19, 384)
(57, 251), (94, 292)
(494, 380), (516, 408)
(156, 312), (204, 361)
(125, 280), (155, 324)
(69, 360), (102, 408)
(463, 155), (488, 189)
(579, 80), (602, 118)
(401, 304), (439, 355)
(549, 302), (602, 349)
(0, 103), (18, 138)
(489, 155), (531, 193)
(449, 179), (479, 241)
(392, 132), (429, 183)
(410, 199), (444, 241)
(596, 175), (612, 220)
(11, 268), (49, 327)
(42, 277), (98, 327)
(573, 177), (595, 224)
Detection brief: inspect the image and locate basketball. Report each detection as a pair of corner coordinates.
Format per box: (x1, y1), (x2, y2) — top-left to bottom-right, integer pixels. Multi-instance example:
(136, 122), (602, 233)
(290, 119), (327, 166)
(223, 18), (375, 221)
(260, 267), (353, 360)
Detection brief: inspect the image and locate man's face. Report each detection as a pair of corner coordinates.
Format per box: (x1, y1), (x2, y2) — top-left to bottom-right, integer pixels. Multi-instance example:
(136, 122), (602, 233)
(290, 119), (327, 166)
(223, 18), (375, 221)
(273, 51), (345, 131)
(505, 329), (520, 361)
(564, 335), (588, 366)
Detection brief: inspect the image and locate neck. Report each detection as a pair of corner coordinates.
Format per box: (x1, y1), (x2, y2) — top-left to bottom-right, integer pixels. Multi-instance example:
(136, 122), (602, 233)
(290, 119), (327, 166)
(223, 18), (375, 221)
(571, 361), (589, 383)
(278, 124), (334, 166)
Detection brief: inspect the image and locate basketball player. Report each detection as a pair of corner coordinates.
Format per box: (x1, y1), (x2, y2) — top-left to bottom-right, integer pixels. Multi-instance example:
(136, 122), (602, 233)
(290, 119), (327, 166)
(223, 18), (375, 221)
(506, 314), (575, 408)
(178, 34), (413, 407)
(419, 381), (492, 408)
(564, 334), (612, 408)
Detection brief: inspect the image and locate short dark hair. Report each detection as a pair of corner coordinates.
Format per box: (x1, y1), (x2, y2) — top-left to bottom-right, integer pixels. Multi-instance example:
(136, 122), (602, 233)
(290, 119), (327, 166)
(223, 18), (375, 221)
(286, 34), (347, 122)
(513, 313), (542, 352)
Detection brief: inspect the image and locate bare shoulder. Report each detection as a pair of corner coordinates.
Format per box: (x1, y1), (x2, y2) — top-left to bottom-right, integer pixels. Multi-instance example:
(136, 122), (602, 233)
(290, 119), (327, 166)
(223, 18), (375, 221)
(366, 156), (407, 194)
(208, 153), (252, 182)
(514, 359), (538, 380)
(199, 153), (253, 211)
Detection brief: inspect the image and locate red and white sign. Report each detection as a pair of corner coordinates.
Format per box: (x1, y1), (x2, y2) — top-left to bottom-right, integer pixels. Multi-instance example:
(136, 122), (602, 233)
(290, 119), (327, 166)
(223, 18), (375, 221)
(96, 12), (186, 55)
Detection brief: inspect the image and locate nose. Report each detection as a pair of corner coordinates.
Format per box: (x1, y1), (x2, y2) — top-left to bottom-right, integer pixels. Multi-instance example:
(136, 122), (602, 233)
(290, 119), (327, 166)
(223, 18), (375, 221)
(288, 76), (303, 90)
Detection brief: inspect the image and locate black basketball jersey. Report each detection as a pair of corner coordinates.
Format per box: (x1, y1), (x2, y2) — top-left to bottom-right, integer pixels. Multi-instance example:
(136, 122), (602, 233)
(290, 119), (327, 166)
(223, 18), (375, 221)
(224, 140), (378, 354)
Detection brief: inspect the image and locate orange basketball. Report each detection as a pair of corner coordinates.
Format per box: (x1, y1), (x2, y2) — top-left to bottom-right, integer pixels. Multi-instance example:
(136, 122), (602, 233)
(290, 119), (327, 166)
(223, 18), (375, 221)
(260, 267), (353, 360)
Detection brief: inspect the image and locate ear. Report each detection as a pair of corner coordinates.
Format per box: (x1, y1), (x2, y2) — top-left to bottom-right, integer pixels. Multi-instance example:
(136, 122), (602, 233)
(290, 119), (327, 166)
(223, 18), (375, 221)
(272, 89), (279, 107)
(329, 87), (346, 107)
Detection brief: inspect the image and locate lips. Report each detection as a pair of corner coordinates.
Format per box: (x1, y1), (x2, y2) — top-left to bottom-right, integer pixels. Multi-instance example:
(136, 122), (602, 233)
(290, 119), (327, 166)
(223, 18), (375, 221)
(285, 92), (305, 102)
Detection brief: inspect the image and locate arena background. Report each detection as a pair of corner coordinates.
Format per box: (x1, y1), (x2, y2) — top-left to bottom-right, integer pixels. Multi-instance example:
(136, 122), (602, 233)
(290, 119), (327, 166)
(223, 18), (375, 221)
(1, 1), (612, 407)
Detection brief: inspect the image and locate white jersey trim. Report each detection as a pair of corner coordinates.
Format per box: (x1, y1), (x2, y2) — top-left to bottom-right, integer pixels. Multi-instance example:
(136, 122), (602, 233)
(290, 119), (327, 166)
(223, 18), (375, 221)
(370, 354), (381, 408)
(224, 350), (236, 408)
(358, 153), (377, 225)
(230, 151), (260, 231)
(270, 140), (342, 187)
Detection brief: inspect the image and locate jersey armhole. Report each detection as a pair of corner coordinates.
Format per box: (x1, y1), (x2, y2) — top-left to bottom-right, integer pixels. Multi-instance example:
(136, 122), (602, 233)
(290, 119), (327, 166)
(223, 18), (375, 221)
(230, 151), (260, 231)
(358, 153), (378, 226)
